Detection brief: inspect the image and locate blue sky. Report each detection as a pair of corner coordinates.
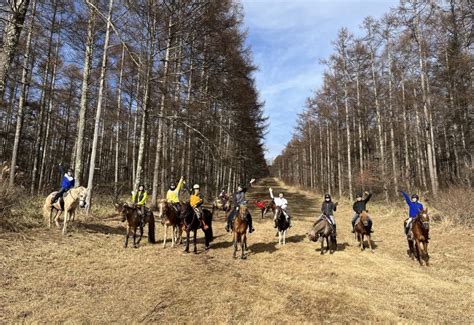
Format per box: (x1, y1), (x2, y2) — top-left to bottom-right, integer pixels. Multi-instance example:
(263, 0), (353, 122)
(241, 0), (399, 162)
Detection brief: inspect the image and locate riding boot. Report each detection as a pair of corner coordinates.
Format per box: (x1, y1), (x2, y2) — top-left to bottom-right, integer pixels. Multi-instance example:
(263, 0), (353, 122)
(333, 225), (337, 237)
(273, 218), (277, 228)
(248, 214), (254, 233)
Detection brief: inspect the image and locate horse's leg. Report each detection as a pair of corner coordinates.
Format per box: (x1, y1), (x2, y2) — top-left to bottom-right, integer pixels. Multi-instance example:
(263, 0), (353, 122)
(368, 234), (374, 253)
(171, 225), (176, 248)
(163, 224), (167, 248)
(124, 226), (130, 248)
(184, 230), (190, 253)
(136, 226), (143, 246)
(55, 210), (62, 228)
(62, 211), (69, 235)
(193, 230), (197, 254)
(407, 239), (414, 259)
(424, 241), (430, 266)
(360, 234), (365, 251)
(241, 234), (246, 259)
(233, 233), (238, 259)
(133, 227), (138, 248)
(415, 239), (423, 265)
(320, 236), (324, 255)
(278, 230), (282, 245)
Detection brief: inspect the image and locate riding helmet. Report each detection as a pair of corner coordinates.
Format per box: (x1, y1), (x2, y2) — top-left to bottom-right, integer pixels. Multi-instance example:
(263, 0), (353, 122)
(324, 194), (331, 199)
(138, 184), (145, 190)
(193, 184), (200, 190)
(170, 184), (176, 190)
(356, 193), (363, 198)
(411, 194), (419, 200)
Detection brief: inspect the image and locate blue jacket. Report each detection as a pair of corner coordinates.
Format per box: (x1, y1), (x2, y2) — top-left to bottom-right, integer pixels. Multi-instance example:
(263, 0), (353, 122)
(401, 191), (423, 218)
(61, 174), (75, 191)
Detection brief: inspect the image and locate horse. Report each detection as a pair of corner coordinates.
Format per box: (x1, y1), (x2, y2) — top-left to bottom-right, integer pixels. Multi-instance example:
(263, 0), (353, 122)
(212, 197), (231, 217)
(180, 202), (213, 253)
(114, 202), (156, 248)
(157, 199), (184, 248)
(232, 204), (250, 259)
(308, 216), (337, 254)
(405, 208), (430, 266)
(43, 186), (87, 235)
(354, 210), (374, 252)
(274, 206), (290, 245)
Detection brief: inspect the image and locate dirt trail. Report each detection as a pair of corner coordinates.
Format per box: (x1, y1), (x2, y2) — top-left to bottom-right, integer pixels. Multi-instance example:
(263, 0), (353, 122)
(1, 178), (472, 323)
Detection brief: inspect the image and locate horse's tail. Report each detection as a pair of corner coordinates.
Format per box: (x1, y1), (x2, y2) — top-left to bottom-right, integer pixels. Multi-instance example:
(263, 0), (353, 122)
(43, 193), (55, 224)
(148, 213), (156, 243)
(203, 209), (214, 243)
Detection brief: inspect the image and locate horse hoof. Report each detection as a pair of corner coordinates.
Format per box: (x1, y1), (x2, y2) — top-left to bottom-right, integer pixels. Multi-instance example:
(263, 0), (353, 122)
(371, 250), (375, 253)
(134, 245), (138, 249)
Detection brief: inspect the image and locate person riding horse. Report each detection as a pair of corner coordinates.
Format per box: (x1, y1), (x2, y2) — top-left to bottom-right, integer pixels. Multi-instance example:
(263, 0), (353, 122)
(132, 184), (148, 227)
(190, 184), (208, 229)
(314, 194), (338, 236)
(218, 188), (230, 208)
(225, 179), (256, 233)
(352, 191), (373, 233)
(401, 191), (424, 236)
(51, 165), (75, 207)
(166, 176), (185, 211)
(269, 188), (291, 228)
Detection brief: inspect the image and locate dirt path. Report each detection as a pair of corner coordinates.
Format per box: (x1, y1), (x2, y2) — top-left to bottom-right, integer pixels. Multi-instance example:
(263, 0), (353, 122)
(1, 178), (472, 323)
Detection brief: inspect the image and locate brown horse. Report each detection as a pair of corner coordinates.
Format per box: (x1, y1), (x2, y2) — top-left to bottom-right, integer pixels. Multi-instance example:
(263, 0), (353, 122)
(114, 202), (156, 248)
(354, 211), (374, 252)
(157, 199), (184, 248)
(212, 198), (231, 217)
(405, 209), (430, 266)
(232, 204), (249, 259)
(43, 186), (87, 235)
(308, 216), (337, 254)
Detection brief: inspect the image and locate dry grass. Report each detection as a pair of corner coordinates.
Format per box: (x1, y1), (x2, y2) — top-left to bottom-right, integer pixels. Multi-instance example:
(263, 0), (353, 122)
(0, 178), (473, 323)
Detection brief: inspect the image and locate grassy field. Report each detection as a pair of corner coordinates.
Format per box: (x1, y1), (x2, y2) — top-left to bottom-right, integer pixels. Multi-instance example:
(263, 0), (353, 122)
(0, 178), (472, 323)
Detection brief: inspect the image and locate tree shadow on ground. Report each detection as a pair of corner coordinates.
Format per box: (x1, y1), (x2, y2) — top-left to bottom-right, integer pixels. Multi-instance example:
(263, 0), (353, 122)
(76, 221), (125, 236)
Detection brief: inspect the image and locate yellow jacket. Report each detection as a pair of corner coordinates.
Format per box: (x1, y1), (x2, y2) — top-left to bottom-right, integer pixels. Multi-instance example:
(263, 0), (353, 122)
(166, 178), (185, 204)
(132, 190), (148, 206)
(190, 193), (204, 208)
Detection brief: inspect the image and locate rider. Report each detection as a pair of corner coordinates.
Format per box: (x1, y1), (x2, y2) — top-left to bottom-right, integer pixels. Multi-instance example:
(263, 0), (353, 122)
(401, 190), (424, 235)
(51, 165), (75, 205)
(132, 184), (148, 227)
(225, 179), (256, 233)
(218, 188), (229, 207)
(190, 184), (208, 229)
(166, 176), (185, 210)
(351, 191), (373, 233)
(315, 194), (338, 236)
(269, 188), (291, 228)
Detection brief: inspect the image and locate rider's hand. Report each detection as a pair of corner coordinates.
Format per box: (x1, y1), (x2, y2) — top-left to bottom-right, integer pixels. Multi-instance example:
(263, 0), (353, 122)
(364, 191), (369, 195)
(250, 178), (256, 183)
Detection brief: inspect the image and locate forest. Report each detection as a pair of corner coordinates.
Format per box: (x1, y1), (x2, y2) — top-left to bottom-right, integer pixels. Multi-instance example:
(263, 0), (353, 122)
(0, 0), (268, 211)
(272, 0), (472, 201)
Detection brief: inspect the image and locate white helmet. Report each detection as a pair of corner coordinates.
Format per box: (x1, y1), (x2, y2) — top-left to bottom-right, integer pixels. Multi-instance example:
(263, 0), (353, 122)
(193, 184), (200, 190)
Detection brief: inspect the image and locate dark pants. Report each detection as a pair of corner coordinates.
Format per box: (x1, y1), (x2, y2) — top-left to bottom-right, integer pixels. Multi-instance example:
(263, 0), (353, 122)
(227, 208), (253, 230)
(52, 187), (67, 204)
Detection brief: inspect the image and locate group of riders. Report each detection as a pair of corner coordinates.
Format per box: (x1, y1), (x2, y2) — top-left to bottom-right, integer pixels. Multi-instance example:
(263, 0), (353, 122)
(51, 167), (426, 238)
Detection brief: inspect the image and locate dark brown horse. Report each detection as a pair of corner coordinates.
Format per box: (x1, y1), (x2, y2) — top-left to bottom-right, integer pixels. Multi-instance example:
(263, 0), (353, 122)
(308, 216), (337, 254)
(115, 202), (156, 248)
(180, 202), (213, 253)
(232, 204), (249, 259)
(158, 199), (184, 248)
(405, 208), (430, 266)
(354, 211), (374, 252)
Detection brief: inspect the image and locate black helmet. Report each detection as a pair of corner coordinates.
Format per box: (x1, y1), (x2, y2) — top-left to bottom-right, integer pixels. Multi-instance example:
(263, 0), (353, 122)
(324, 194), (331, 199)
(356, 193), (363, 198)
(411, 194), (419, 201)
(67, 168), (74, 173)
(138, 184), (145, 190)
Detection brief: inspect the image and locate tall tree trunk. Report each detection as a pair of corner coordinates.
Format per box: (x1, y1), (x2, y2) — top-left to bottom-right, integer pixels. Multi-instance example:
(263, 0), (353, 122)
(0, 0), (31, 98)
(74, 1), (95, 186)
(9, 0), (37, 186)
(85, 0), (114, 214)
(114, 45), (125, 197)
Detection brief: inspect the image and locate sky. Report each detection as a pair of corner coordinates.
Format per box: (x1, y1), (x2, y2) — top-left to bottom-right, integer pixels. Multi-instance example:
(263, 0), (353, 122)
(241, 0), (399, 162)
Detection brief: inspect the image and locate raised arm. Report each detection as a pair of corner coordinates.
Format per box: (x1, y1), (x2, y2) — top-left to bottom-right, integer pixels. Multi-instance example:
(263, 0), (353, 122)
(269, 187), (274, 199)
(401, 191), (411, 205)
(364, 192), (372, 203)
(176, 176), (185, 192)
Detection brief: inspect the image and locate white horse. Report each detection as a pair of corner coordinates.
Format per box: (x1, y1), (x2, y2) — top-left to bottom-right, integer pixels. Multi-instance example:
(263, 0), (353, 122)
(274, 207), (290, 245)
(43, 186), (87, 235)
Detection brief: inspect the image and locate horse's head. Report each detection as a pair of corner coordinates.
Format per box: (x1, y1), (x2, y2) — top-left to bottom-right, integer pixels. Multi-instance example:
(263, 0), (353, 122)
(77, 187), (88, 209)
(419, 208), (430, 230)
(114, 202), (128, 222)
(157, 199), (167, 219)
(238, 204), (248, 217)
(360, 210), (369, 227)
